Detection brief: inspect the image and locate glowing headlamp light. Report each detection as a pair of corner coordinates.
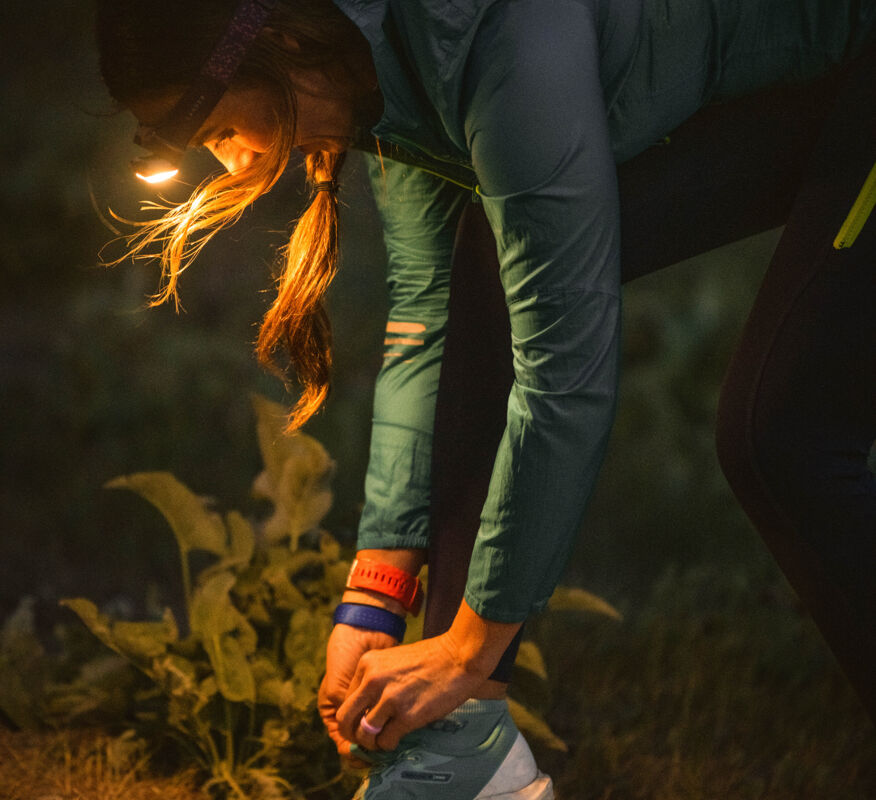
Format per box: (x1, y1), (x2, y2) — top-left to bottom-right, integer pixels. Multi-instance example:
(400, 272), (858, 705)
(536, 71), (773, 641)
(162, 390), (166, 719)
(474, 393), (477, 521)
(134, 162), (181, 184)
(131, 128), (185, 183)
(130, 0), (277, 184)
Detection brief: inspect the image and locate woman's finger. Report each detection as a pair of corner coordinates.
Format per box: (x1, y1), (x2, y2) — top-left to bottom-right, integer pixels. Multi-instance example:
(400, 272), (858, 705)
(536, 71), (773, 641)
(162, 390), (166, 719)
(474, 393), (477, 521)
(374, 715), (408, 751)
(338, 739), (370, 768)
(337, 677), (378, 741)
(355, 699), (394, 750)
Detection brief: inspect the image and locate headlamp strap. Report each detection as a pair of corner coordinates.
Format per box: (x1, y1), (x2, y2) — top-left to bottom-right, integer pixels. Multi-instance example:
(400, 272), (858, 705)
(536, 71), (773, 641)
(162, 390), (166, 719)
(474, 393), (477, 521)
(203, 0), (279, 85)
(133, 0), (279, 163)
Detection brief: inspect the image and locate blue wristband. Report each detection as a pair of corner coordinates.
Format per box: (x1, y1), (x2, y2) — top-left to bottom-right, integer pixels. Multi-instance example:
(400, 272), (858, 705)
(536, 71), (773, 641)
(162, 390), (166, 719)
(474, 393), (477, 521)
(333, 602), (407, 641)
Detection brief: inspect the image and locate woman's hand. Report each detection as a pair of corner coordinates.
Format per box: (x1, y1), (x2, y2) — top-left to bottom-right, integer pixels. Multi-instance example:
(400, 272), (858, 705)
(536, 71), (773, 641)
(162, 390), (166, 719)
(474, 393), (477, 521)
(319, 548), (426, 762)
(318, 622), (397, 764)
(335, 633), (485, 751)
(336, 600), (523, 751)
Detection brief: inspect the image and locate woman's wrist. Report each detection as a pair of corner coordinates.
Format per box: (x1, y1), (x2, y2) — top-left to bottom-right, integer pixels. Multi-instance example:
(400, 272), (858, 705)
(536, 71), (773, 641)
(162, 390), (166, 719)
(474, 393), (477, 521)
(355, 547), (426, 575)
(443, 599), (524, 679)
(341, 588), (408, 617)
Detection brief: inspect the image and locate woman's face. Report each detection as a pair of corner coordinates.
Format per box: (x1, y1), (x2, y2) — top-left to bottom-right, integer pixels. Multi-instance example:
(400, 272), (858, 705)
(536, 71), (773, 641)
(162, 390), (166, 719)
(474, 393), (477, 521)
(131, 65), (362, 175)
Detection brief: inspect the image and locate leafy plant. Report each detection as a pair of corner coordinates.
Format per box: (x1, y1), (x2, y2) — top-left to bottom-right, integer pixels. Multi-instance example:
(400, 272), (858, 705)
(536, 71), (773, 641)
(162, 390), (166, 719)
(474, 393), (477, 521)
(55, 393), (621, 796)
(62, 395), (351, 799)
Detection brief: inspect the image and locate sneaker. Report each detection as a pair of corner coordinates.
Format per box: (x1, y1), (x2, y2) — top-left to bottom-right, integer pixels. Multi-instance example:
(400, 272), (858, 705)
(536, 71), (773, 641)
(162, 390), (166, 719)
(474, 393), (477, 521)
(350, 698), (554, 799)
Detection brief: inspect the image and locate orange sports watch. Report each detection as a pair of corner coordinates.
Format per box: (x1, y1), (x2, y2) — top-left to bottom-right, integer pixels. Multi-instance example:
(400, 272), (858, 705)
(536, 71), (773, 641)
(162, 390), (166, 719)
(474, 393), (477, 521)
(345, 558), (424, 615)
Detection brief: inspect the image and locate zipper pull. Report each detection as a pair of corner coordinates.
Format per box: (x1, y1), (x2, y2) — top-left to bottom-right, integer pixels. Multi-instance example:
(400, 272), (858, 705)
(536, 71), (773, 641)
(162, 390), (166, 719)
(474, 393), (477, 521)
(834, 161), (876, 250)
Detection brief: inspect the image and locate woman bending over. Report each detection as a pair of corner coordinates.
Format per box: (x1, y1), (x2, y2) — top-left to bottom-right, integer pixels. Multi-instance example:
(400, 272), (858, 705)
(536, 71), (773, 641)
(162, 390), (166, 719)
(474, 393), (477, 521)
(96, 1), (876, 797)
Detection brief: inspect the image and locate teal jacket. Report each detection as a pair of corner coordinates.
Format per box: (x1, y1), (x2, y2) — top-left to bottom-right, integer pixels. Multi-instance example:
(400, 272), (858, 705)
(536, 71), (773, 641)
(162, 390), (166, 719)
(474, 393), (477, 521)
(333, 0), (876, 622)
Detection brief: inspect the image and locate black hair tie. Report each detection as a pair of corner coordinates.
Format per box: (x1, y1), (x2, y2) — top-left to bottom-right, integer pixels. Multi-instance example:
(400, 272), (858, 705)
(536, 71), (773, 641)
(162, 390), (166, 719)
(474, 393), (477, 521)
(312, 180), (338, 194)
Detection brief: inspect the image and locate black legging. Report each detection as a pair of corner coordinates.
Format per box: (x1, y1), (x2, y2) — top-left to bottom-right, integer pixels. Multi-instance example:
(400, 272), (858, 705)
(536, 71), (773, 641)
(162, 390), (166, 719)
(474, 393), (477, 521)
(425, 47), (875, 719)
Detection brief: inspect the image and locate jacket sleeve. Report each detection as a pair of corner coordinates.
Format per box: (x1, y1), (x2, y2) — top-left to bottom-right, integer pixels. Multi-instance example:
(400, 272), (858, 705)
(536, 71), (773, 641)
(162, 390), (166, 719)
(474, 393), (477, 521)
(356, 155), (469, 550)
(460, 0), (623, 621)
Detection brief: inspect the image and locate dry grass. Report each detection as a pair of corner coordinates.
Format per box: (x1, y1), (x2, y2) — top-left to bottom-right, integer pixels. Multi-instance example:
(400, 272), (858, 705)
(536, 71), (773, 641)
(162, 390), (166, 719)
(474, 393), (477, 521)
(0, 728), (208, 800)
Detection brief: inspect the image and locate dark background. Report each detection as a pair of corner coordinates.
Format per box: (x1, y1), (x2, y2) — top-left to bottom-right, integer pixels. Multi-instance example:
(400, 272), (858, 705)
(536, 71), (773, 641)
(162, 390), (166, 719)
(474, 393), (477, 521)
(0, 2), (856, 627)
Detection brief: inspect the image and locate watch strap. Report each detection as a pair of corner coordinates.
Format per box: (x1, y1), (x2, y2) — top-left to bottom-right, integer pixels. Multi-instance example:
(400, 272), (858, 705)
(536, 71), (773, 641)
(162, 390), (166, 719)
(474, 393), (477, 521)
(346, 558), (424, 615)
(333, 602), (407, 641)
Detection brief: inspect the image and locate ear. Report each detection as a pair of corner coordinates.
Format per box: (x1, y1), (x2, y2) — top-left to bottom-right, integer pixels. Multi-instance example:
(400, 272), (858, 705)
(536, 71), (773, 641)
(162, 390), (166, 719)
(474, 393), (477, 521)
(264, 26), (301, 53)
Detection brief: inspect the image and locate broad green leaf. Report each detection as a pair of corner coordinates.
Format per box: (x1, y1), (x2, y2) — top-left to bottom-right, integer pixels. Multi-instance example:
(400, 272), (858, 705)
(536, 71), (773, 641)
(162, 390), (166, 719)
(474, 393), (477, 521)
(246, 597), (273, 627)
(514, 641), (548, 681)
(252, 393), (295, 495)
(319, 532), (341, 562)
(190, 572), (258, 657)
(111, 609), (178, 661)
(200, 675), (218, 700)
(190, 573), (238, 640)
(205, 633), (255, 703)
(261, 719), (291, 749)
(41, 686), (107, 721)
(77, 653), (131, 686)
(283, 609), (328, 673)
(106, 472), (226, 558)
(226, 511), (255, 565)
(290, 661), (319, 712)
(507, 698), (568, 753)
(548, 587), (623, 621)
(232, 573), (272, 624)
(277, 679), (297, 718)
(251, 394), (335, 546)
(282, 551), (325, 576)
(252, 655), (284, 705)
(236, 613), (259, 655)
(256, 679), (284, 706)
(262, 564), (308, 611)
(154, 653), (198, 693)
(403, 612), (425, 645)
(250, 653), (282, 682)
(276, 439), (334, 546)
(61, 599), (121, 658)
(511, 642), (552, 714)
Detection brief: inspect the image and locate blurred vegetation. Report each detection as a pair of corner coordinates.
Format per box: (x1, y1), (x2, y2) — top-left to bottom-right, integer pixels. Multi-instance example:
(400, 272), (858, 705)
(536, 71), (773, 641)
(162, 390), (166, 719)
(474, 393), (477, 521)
(537, 562), (876, 799)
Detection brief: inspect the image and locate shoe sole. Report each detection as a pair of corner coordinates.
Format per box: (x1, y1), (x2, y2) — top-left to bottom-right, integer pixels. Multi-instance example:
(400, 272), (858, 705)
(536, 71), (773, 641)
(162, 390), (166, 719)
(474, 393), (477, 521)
(476, 772), (554, 800)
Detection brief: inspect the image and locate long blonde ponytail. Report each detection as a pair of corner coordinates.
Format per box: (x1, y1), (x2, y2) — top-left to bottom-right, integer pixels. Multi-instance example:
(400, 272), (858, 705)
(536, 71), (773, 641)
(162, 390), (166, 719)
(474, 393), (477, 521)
(256, 150), (346, 429)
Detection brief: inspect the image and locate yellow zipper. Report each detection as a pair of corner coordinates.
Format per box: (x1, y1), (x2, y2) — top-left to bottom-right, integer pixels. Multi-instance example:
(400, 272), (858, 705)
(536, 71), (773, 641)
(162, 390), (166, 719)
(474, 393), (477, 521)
(834, 161), (876, 249)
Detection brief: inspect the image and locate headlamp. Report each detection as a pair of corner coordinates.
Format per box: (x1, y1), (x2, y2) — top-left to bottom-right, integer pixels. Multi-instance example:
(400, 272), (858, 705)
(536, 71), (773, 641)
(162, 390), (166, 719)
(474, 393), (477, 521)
(130, 0), (278, 184)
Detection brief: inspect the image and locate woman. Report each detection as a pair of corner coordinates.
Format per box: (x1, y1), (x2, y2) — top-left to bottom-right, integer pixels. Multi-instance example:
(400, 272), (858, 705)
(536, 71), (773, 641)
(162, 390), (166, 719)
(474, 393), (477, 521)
(96, 0), (876, 797)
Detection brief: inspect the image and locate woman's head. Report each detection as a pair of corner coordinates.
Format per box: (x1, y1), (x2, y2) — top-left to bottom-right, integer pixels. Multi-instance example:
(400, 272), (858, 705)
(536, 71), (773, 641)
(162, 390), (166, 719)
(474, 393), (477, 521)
(96, 0), (377, 428)
(96, 0), (371, 122)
